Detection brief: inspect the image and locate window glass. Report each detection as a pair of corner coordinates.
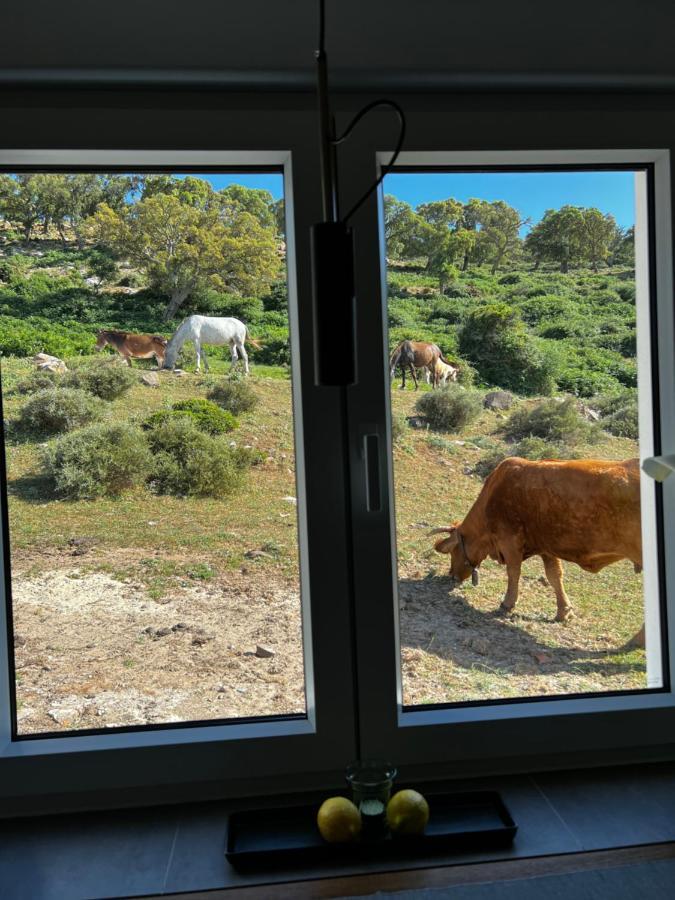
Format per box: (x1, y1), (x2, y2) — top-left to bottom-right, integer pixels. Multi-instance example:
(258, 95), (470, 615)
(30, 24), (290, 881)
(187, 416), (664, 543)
(384, 168), (663, 708)
(0, 170), (306, 735)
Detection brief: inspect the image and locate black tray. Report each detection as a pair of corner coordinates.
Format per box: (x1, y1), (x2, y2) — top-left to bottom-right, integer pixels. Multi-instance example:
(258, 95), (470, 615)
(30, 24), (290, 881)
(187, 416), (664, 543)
(225, 791), (517, 869)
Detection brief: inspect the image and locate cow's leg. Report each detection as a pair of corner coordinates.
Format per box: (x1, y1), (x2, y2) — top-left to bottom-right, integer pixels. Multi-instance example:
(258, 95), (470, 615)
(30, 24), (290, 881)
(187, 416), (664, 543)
(400, 366), (406, 390)
(499, 556), (522, 613)
(541, 554), (573, 622)
(201, 347), (209, 373)
(122, 351), (132, 367)
(194, 340), (202, 373)
(410, 364), (418, 391)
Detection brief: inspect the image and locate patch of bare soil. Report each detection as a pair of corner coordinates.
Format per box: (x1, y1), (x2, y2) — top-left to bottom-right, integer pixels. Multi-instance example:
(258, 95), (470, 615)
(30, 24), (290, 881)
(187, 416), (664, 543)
(399, 565), (647, 706)
(13, 567), (305, 734)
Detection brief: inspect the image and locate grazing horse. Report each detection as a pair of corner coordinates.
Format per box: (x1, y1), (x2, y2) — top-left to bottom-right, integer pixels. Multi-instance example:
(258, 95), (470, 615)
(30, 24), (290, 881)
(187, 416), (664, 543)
(163, 315), (261, 374)
(389, 340), (453, 389)
(95, 330), (167, 367)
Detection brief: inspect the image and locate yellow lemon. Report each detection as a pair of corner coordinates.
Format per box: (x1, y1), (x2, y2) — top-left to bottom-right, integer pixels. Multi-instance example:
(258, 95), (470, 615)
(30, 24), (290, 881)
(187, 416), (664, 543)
(317, 796), (362, 843)
(386, 789), (430, 835)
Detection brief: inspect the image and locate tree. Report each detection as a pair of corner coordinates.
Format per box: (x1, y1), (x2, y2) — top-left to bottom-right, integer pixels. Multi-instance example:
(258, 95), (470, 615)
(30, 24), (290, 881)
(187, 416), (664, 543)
(88, 193), (281, 320)
(579, 208), (619, 271)
(609, 225), (635, 266)
(140, 174), (215, 210)
(478, 200), (526, 274)
(217, 185), (277, 231)
(524, 206), (585, 272)
(383, 195), (429, 260)
(0, 174), (57, 242)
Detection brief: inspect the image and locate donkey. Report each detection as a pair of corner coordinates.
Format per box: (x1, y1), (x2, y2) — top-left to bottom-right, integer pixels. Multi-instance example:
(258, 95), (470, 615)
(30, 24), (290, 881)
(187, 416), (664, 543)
(95, 330), (167, 367)
(389, 340), (452, 389)
(163, 315), (261, 374)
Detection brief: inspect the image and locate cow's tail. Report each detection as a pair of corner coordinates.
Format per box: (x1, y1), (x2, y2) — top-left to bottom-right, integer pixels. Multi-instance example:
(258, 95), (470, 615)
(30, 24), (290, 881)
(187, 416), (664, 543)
(439, 353), (458, 368)
(248, 338), (264, 350)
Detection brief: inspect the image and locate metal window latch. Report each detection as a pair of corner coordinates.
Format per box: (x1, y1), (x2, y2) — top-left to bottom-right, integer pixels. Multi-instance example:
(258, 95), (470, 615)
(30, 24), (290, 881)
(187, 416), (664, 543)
(361, 430), (381, 512)
(642, 455), (675, 482)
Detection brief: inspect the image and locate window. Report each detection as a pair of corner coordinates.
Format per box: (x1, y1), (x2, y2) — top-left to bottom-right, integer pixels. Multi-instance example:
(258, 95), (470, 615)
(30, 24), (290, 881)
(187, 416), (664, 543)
(0, 138), (674, 811)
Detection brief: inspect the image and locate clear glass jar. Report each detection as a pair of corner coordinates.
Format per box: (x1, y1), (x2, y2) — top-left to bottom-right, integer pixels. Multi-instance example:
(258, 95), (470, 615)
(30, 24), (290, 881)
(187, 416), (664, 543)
(345, 759), (397, 840)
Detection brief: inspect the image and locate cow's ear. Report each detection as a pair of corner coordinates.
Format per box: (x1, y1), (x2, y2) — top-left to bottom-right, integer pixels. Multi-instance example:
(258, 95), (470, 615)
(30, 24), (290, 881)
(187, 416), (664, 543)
(430, 526), (459, 554)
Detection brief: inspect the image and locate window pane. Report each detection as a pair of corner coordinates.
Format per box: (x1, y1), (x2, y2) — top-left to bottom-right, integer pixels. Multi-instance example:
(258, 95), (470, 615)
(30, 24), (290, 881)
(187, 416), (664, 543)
(384, 167), (664, 708)
(1, 170), (306, 735)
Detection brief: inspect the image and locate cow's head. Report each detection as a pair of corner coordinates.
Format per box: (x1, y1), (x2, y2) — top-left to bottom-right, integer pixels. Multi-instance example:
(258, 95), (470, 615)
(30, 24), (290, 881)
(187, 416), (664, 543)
(430, 524), (479, 589)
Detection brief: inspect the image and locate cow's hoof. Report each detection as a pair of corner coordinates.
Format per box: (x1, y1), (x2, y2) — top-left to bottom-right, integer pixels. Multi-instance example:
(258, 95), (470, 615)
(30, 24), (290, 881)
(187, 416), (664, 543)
(555, 609), (574, 623)
(498, 601), (516, 616)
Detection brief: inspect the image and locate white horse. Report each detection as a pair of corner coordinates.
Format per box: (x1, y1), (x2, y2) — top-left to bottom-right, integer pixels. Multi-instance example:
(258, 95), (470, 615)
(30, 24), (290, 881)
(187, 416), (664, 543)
(163, 315), (260, 374)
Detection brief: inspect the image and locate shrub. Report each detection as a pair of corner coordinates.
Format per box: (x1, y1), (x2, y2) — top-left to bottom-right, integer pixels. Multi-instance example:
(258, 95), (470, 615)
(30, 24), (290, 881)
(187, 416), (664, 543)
(474, 436), (580, 479)
(458, 304), (558, 395)
(206, 379), (259, 415)
(594, 392), (639, 439)
(146, 419), (245, 498)
(0, 314), (95, 358)
(415, 385), (482, 432)
(144, 398), (238, 435)
(64, 363), (137, 400)
(501, 397), (598, 445)
(42, 423), (152, 499)
(16, 388), (103, 434)
(12, 369), (59, 394)
(391, 412), (408, 444)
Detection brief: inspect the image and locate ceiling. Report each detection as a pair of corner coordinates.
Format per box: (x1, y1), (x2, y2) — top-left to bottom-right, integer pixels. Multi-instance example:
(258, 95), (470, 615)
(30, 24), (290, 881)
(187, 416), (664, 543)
(1, 0), (674, 91)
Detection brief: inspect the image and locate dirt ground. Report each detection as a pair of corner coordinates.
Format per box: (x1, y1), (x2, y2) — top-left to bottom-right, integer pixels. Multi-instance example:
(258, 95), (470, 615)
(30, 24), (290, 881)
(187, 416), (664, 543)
(13, 552), (305, 734)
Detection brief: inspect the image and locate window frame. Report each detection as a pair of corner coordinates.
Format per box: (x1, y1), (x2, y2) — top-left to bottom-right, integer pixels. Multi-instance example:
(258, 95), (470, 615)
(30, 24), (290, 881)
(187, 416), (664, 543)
(0, 147), (359, 811)
(342, 147), (675, 770)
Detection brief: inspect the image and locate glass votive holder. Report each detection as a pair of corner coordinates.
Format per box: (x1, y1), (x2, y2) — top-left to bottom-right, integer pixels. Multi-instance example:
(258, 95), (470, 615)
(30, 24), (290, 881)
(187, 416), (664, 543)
(345, 759), (397, 840)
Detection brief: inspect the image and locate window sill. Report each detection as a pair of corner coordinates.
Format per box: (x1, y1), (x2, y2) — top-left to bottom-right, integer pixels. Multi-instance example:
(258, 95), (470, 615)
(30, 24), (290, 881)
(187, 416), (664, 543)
(1, 760), (675, 899)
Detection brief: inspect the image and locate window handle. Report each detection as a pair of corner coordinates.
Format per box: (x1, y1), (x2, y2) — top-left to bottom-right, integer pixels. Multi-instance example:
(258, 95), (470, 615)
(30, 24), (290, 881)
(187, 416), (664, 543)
(642, 455), (675, 482)
(363, 433), (381, 512)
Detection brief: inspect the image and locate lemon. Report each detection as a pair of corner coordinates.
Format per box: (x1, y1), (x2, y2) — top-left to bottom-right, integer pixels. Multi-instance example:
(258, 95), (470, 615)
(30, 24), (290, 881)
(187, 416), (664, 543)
(317, 796), (362, 843)
(386, 789), (430, 835)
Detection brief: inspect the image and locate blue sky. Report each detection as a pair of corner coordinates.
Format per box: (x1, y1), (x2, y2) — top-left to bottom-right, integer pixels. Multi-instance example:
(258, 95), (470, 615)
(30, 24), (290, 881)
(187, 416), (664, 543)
(181, 169), (635, 234)
(385, 170), (635, 234)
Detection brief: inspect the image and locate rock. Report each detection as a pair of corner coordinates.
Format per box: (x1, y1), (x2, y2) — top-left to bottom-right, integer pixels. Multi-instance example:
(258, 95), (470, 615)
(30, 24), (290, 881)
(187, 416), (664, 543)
(579, 404), (601, 422)
(255, 645), (275, 658)
(407, 416), (428, 429)
(484, 390), (514, 411)
(14, 634), (26, 647)
(172, 368), (187, 377)
(141, 372), (160, 387)
(282, 496), (297, 505)
(155, 627), (172, 638)
(192, 629), (214, 646)
(33, 352), (67, 373)
(244, 549), (273, 559)
(171, 622), (190, 632)
(68, 536), (97, 556)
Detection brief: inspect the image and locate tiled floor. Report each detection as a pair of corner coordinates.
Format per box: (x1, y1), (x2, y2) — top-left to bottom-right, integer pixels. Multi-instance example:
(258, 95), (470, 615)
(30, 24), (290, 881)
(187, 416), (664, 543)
(1, 762), (674, 900)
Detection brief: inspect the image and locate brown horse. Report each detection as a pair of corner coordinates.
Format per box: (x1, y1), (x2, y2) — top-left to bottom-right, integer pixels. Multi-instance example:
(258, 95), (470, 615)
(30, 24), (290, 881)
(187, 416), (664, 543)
(95, 330), (168, 367)
(390, 340), (453, 389)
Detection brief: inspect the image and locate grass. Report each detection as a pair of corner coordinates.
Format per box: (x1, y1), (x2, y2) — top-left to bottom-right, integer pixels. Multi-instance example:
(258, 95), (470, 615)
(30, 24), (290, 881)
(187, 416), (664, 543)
(2, 357), (299, 581)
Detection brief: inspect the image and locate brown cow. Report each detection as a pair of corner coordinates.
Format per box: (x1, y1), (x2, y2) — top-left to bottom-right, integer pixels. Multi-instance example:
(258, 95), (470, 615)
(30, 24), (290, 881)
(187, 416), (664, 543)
(390, 340), (454, 389)
(431, 456), (644, 645)
(95, 330), (167, 367)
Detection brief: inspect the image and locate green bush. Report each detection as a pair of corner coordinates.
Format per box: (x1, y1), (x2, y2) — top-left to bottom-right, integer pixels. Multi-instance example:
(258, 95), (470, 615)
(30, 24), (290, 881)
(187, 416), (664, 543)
(594, 392), (639, 439)
(458, 303), (558, 395)
(206, 379), (259, 415)
(391, 412), (408, 444)
(64, 363), (137, 400)
(146, 419), (245, 498)
(474, 436), (580, 479)
(144, 398), (238, 435)
(502, 397), (598, 445)
(16, 387), (103, 434)
(12, 369), (59, 394)
(415, 385), (482, 432)
(0, 315), (96, 358)
(42, 423), (152, 499)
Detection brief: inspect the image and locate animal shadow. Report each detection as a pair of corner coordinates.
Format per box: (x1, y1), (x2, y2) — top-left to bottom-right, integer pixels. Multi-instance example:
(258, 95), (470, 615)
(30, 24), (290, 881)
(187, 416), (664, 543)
(398, 576), (645, 679)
